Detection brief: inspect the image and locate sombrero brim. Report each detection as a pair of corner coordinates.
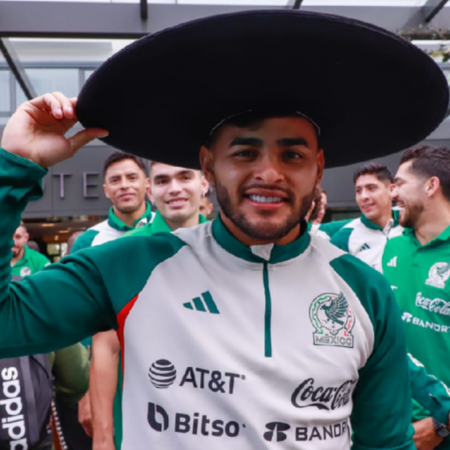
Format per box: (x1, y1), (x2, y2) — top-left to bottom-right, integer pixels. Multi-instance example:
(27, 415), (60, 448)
(76, 10), (449, 169)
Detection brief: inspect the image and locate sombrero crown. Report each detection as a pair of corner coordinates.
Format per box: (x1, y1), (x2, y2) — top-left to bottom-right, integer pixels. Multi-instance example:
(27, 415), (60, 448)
(77, 10), (449, 168)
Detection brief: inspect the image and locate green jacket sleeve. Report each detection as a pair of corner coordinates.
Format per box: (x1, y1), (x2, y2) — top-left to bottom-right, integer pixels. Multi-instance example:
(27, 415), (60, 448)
(330, 254), (415, 450)
(319, 219), (353, 238)
(330, 227), (353, 253)
(71, 229), (99, 254)
(409, 354), (450, 425)
(50, 343), (90, 406)
(0, 148), (185, 357)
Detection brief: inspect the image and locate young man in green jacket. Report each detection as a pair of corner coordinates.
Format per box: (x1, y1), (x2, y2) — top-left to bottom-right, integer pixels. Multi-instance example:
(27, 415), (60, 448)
(383, 145), (450, 450)
(90, 161), (208, 450)
(332, 163), (403, 272)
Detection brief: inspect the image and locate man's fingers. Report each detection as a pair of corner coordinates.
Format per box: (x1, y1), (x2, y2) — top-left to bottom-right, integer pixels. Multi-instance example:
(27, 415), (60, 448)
(52, 92), (75, 119)
(68, 128), (109, 154)
(28, 92), (72, 120)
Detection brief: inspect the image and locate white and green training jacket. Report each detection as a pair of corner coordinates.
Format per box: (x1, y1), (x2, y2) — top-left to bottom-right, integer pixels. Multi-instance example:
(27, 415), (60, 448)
(331, 212), (403, 272)
(0, 149), (415, 450)
(71, 203), (152, 253)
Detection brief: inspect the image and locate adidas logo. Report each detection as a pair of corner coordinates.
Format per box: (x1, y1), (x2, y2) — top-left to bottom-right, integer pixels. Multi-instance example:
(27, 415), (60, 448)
(183, 291), (220, 314)
(359, 243), (371, 252)
(387, 257), (397, 267)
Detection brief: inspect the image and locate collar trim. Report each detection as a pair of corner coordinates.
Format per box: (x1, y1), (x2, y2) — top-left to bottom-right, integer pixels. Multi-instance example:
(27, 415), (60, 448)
(212, 215), (310, 264)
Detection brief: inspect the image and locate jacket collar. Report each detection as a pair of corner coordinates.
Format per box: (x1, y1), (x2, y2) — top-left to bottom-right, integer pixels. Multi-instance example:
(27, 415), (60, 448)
(404, 223), (450, 248)
(107, 202), (152, 232)
(360, 209), (400, 231)
(212, 214), (310, 264)
(151, 210), (208, 234)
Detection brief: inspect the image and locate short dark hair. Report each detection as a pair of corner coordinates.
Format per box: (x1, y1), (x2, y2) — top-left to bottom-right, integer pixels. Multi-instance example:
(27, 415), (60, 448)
(103, 152), (146, 178)
(353, 162), (394, 184)
(206, 109), (321, 149)
(400, 145), (450, 201)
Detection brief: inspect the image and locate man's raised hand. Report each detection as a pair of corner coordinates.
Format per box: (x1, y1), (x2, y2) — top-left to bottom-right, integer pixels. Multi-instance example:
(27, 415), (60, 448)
(1, 92), (109, 168)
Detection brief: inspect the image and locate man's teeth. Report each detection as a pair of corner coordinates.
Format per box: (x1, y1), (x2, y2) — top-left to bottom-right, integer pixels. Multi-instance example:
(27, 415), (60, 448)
(249, 195), (283, 203)
(168, 199), (186, 205)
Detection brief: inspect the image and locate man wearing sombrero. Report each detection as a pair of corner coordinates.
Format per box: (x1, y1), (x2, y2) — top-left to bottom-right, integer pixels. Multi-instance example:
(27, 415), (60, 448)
(0, 10), (448, 450)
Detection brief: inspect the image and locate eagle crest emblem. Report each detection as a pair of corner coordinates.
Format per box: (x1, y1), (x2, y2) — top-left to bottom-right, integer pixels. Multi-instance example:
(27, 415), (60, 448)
(310, 292), (355, 348)
(426, 262), (450, 289)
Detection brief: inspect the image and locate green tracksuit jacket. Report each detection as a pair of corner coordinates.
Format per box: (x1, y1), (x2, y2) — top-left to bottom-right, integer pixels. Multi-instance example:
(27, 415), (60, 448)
(383, 226), (450, 448)
(0, 148), (416, 449)
(11, 246), (50, 277)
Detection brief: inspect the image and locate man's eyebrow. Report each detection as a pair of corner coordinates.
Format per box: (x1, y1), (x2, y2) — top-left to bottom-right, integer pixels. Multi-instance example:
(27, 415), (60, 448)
(153, 174), (169, 182)
(394, 177), (403, 183)
(175, 170), (195, 177)
(230, 137), (263, 147)
(277, 138), (309, 147)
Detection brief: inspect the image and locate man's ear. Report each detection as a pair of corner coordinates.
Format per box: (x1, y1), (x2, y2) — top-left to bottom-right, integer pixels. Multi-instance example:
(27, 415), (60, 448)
(201, 175), (210, 197)
(200, 146), (215, 187)
(103, 184), (111, 200)
(147, 183), (154, 204)
(315, 149), (325, 186)
(426, 176), (440, 198)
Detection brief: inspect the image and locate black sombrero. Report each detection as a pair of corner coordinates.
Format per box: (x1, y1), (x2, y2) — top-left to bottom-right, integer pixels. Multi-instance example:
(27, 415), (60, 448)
(76, 10), (449, 169)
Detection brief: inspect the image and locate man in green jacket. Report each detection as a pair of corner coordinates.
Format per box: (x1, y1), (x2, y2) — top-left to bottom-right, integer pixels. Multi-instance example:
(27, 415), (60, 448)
(90, 161), (209, 450)
(383, 145), (450, 450)
(11, 222), (50, 277)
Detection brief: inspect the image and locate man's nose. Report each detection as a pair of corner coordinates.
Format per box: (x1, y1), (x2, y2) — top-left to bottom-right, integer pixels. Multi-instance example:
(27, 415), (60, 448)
(254, 156), (284, 184)
(168, 179), (182, 194)
(119, 178), (131, 189)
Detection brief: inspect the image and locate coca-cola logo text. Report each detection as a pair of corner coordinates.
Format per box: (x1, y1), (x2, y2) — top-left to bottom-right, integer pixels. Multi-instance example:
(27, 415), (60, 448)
(291, 378), (356, 411)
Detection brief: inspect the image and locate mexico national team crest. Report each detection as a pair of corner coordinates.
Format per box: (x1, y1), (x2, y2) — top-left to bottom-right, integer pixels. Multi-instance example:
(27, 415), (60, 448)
(425, 262), (450, 289)
(310, 293), (355, 348)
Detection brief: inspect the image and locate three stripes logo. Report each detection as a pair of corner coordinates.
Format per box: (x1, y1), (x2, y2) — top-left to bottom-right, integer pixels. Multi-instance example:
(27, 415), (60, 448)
(387, 256), (397, 267)
(359, 243), (371, 252)
(149, 360), (177, 389)
(183, 291), (220, 314)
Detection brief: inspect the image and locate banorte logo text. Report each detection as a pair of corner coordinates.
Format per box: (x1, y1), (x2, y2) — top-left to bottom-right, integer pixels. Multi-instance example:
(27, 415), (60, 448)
(291, 378), (357, 410)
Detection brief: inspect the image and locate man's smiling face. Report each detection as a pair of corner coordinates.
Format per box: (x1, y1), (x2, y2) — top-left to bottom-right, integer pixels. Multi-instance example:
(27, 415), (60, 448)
(149, 162), (207, 226)
(201, 116), (324, 245)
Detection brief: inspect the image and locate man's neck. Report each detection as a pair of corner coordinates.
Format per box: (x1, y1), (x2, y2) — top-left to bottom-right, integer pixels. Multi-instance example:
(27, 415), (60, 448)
(414, 204), (450, 245)
(10, 248), (25, 267)
(165, 213), (200, 231)
(367, 209), (393, 229)
(220, 214), (301, 247)
(113, 203), (147, 228)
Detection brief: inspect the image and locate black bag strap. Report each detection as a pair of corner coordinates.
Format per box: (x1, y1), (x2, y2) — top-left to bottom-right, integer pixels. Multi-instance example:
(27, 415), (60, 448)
(19, 357), (40, 445)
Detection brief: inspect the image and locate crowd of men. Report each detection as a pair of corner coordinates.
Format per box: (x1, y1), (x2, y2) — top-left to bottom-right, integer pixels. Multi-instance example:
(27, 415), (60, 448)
(7, 144), (450, 450)
(2, 8), (450, 450)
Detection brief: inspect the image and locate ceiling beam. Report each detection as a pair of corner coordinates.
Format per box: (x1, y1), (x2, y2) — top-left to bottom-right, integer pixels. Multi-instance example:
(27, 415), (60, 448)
(0, 38), (36, 100)
(286, 0), (304, 9)
(424, 0), (449, 23)
(403, 0), (450, 30)
(140, 0), (148, 21)
(0, 2), (441, 38)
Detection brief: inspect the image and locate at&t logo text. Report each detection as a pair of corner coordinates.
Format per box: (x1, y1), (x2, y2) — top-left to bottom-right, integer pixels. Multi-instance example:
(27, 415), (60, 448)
(149, 359), (245, 394)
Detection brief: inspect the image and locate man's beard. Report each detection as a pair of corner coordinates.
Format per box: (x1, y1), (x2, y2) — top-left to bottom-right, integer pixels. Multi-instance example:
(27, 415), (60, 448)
(117, 203), (141, 215)
(215, 180), (314, 242)
(399, 201), (424, 229)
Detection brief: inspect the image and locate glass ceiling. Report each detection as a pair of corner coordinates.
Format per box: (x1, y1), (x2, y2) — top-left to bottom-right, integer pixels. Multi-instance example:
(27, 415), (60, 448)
(0, 0), (437, 5)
